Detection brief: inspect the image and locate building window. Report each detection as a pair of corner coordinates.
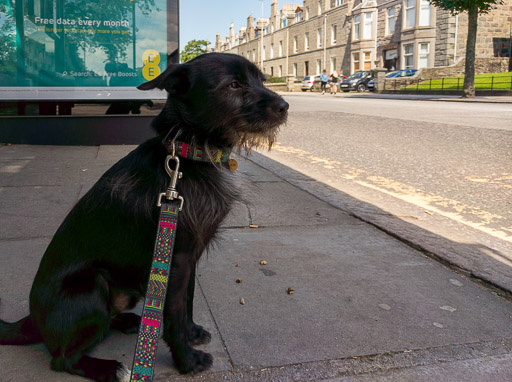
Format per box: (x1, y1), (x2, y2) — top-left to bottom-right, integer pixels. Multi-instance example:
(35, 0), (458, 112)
(317, 28), (323, 48)
(306, 7), (310, 20)
(305, 32), (310, 50)
(279, 41), (283, 57)
(419, 0), (431, 26)
(279, 65), (283, 77)
(316, 59), (322, 75)
(418, 42), (430, 68)
(253, 49), (256, 61)
(271, 67), (274, 76)
(404, 44), (414, 68)
(363, 52), (372, 70)
(270, 43), (274, 58)
(353, 52), (360, 72)
(386, 8), (396, 35)
(263, 46), (266, 60)
(296, 11), (302, 22)
(405, 0), (416, 29)
(305, 61), (309, 76)
(331, 24), (337, 45)
(282, 18), (287, 28)
(330, 57), (337, 73)
(363, 13), (373, 40)
(294, 36), (298, 53)
(318, 1), (322, 15)
(353, 15), (361, 40)
(293, 63), (298, 77)
(336, 0), (343, 5)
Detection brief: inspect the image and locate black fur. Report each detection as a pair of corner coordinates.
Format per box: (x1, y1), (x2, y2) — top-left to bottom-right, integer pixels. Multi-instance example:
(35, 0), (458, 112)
(0, 53), (288, 381)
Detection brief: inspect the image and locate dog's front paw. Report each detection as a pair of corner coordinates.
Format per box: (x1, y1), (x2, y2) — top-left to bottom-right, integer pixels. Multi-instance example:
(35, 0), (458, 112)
(187, 324), (212, 346)
(175, 349), (213, 374)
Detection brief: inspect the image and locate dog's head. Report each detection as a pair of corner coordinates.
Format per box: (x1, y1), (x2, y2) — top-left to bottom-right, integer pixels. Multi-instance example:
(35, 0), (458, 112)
(138, 53), (288, 151)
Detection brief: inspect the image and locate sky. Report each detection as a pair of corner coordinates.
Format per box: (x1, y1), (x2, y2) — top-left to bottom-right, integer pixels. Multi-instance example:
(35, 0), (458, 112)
(179, 0), (274, 50)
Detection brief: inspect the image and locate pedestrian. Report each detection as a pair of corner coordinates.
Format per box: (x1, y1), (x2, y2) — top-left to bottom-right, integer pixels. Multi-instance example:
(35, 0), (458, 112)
(320, 69), (329, 95)
(330, 70), (339, 94)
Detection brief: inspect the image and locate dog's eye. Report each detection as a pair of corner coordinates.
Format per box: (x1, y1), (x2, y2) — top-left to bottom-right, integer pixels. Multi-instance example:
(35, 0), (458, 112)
(230, 81), (241, 89)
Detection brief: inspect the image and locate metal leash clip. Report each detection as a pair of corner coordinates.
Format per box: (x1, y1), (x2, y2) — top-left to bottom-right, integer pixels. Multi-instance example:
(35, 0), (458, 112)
(157, 147), (184, 210)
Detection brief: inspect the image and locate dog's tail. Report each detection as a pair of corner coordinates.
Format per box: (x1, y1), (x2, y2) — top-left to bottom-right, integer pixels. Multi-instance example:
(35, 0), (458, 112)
(0, 311), (42, 345)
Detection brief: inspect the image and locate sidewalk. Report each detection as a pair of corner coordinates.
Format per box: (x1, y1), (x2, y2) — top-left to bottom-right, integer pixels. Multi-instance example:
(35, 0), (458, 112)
(1, 144), (512, 381)
(278, 91), (512, 104)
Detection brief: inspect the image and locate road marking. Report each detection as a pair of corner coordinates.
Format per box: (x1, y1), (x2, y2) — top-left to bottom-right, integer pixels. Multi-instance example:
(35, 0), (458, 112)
(268, 143), (512, 244)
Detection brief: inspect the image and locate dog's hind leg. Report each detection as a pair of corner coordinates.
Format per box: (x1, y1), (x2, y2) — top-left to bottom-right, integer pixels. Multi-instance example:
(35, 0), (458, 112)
(186, 267), (211, 346)
(40, 269), (130, 381)
(163, 251), (213, 374)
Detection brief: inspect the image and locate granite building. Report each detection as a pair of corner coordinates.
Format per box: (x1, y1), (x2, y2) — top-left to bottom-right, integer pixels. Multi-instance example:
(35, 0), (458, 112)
(215, 0), (512, 79)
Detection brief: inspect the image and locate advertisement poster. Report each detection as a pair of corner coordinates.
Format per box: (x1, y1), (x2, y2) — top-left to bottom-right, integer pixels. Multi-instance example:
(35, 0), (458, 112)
(0, 0), (177, 100)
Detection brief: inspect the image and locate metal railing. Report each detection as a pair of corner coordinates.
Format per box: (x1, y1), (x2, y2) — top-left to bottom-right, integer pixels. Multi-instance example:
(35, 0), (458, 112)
(384, 74), (512, 92)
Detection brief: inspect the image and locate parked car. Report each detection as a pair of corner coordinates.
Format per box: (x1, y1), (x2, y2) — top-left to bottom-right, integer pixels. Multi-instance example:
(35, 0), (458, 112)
(340, 71), (374, 92)
(301, 75), (320, 91)
(386, 69), (418, 78)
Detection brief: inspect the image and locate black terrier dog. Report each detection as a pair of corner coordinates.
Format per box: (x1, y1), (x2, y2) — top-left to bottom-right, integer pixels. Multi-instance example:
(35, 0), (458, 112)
(0, 53), (288, 381)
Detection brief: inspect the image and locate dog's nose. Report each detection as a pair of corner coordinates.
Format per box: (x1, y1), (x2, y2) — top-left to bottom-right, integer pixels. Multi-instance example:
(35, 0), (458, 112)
(273, 99), (289, 114)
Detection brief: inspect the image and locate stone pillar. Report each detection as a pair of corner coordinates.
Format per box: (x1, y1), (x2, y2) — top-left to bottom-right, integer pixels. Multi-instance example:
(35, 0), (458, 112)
(373, 67), (388, 93)
(286, 75), (296, 92)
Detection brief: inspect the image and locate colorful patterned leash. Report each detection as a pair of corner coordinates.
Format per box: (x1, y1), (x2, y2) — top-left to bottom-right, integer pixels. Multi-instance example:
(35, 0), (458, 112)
(130, 150), (184, 382)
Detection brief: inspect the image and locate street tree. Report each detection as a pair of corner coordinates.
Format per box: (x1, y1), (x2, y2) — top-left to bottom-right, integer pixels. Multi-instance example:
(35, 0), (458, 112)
(180, 40), (208, 63)
(428, 0), (504, 98)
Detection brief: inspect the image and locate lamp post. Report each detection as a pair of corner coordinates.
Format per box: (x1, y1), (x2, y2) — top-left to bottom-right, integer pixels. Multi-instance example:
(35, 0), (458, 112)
(260, 0), (264, 71)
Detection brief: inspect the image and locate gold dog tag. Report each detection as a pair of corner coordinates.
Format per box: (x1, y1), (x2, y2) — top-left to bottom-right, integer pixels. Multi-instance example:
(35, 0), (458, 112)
(228, 159), (238, 172)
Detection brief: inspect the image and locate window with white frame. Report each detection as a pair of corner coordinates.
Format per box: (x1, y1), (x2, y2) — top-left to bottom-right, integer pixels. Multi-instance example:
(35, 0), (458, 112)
(279, 41), (283, 57)
(316, 59), (322, 75)
(353, 15), (361, 40)
(419, 0), (431, 26)
(363, 13), (373, 39)
(270, 43), (274, 58)
(293, 63), (298, 77)
(404, 44), (414, 68)
(336, 0), (343, 5)
(331, 24), (337, 44)
(317, 28), (323, 48)
(405, 0), (416, 29)
(279, 65), (282, 77)
(386, 8), (396, 35)
(262, 46), (266, 60)
(418, 42), (430, 68)
(305, 32), (310, 50)
(353, 52), (360, 72)
(318, 1), (322, 15)
(306, 7), (310, 20)
(330, 57), (337, 73)
(294, 36), (298, 53)
(296, 11), (302, 22)
(282, 18), (287, 28)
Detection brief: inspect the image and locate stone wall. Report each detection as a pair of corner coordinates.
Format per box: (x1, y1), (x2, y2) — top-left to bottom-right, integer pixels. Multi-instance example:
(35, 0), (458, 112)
(417, 57), (510, 80)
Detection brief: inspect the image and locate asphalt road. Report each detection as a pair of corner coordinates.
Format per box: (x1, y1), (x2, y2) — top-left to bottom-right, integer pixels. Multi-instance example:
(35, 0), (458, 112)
(255, 94), (512, 290)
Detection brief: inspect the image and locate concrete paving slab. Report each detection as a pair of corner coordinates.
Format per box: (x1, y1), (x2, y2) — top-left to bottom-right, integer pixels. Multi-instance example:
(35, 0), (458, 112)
(0, 185), (81, 239)
(197, 225), (512, 368)
(0, 145), (98, 187)
(247, 181), (356, 228)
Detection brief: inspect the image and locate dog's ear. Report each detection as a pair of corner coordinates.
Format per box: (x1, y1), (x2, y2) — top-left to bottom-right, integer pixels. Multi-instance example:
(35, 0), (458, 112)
(137, 64), (190, 95)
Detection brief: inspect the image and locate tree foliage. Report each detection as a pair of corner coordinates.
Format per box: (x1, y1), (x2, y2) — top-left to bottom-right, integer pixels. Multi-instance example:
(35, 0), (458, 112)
(180, 40), (208, 63)
(428, 0), (501, 15)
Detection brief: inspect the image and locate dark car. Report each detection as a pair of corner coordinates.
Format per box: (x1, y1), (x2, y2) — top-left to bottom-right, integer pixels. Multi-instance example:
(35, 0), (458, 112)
(340, 71), (374, 92)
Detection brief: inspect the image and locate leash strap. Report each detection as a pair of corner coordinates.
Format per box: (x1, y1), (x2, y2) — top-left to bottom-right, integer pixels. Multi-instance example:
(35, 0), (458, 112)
(131, 151), (185, 381)
(130, 200), (180, 382)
